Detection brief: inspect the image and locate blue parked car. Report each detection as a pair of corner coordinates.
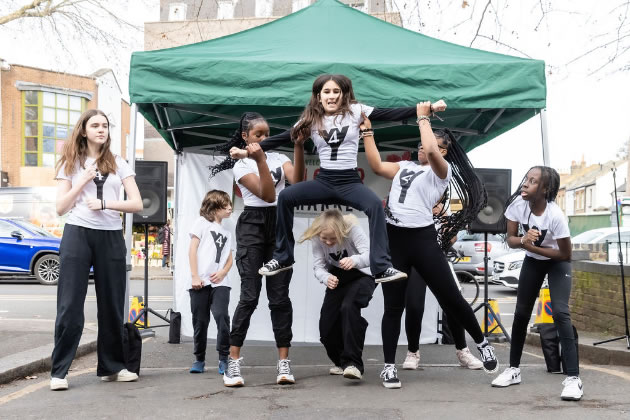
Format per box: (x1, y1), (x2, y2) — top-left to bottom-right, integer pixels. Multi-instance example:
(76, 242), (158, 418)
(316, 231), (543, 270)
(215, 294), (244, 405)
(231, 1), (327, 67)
(0, 218), (62, 285)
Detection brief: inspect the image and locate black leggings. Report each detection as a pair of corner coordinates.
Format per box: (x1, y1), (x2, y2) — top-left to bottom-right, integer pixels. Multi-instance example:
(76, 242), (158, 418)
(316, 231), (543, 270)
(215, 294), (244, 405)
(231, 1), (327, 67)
(510, 256), (578, 376)
(405, 268), (467, 352)
(382, 223), (484, 363)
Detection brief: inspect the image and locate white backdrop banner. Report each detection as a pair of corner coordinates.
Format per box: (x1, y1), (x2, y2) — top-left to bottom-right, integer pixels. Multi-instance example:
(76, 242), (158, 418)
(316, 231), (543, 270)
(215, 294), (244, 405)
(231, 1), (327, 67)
(174, 151), (442, 345)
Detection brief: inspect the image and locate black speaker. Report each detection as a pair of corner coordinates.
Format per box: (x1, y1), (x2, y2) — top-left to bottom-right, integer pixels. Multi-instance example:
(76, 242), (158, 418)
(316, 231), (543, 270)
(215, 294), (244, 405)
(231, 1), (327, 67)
(133, 161), (168, 225)
(470, 168), (512, 234)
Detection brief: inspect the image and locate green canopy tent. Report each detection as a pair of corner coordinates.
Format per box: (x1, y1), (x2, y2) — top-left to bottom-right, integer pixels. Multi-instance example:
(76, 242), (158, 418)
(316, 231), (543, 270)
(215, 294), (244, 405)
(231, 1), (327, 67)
(129, 0), (547, 156)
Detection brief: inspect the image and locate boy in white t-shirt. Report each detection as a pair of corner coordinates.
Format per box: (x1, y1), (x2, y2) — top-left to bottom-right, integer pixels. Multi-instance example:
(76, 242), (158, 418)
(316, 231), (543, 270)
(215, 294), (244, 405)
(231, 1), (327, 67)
(188, 190), (234, 375)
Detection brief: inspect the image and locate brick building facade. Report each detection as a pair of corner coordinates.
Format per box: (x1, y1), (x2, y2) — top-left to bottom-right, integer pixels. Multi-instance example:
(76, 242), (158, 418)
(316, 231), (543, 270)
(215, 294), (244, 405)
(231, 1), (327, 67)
(0, 61), (129, 187)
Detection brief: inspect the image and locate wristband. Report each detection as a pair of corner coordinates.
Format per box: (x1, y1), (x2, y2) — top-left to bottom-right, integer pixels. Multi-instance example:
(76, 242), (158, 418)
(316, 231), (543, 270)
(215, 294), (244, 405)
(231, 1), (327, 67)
(416, 115), (431, 124)
(520, 236), (525, 246)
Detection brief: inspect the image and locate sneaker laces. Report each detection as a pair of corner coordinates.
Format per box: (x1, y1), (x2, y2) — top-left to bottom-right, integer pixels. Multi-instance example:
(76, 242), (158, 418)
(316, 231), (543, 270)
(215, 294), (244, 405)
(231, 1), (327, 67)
(277, 359), (292, 375)
(264, 259), (280, 270)
(562, 376), (579, 386)
(227, 357), (242, 377)
(380, 364), (397, 380)
(480, 344), (496, 362)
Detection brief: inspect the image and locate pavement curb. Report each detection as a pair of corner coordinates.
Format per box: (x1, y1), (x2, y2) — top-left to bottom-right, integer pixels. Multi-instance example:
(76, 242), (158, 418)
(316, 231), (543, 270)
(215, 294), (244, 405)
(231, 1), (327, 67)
(0, 335), (97, 385)
(525, 332), (630, 367)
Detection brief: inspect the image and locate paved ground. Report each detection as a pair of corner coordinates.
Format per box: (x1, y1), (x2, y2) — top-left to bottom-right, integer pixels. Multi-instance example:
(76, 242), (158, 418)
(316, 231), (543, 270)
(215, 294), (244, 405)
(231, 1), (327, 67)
(1, 328), (629, 419)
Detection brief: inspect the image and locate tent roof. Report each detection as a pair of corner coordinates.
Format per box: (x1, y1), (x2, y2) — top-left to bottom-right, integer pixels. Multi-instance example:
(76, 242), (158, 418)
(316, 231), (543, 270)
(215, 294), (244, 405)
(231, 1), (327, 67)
(130, 0), (546, 154)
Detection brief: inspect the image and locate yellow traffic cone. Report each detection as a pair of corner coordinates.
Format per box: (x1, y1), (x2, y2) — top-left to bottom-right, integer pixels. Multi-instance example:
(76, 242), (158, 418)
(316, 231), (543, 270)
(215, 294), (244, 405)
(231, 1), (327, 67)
(128, 296), (150, 328)
(480, 298), (506, 335)
(534, 288), (554, 324)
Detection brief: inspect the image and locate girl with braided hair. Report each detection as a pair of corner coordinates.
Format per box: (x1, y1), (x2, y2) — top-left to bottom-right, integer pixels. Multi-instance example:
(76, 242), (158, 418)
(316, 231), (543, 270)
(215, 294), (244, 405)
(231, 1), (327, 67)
(362, 103), (499, 389)
(491, 166), (582, 401)
(217, 112), (306, 387)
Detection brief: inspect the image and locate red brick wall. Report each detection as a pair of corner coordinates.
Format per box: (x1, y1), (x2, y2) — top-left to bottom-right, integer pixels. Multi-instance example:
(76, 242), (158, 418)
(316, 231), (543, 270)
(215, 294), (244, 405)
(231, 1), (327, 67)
(1, 65), (97, 186)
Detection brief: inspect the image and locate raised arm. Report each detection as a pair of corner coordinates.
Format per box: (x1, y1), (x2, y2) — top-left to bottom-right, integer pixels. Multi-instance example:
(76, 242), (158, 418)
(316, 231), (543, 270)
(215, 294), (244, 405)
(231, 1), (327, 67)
(360, 114), (399, 180)
(417, 102), (449, 179)
(237, 143), (276, 203)
(283, 135), (306, 185)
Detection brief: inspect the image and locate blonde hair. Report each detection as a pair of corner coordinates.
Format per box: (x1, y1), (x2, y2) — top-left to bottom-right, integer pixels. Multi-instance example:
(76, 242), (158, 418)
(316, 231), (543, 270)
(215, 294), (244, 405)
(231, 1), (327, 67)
(298, 209), (358, 244)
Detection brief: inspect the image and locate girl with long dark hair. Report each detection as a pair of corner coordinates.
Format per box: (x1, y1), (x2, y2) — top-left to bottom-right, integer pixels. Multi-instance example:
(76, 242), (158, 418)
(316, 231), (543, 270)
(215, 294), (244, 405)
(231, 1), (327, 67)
(491, 166), (582, 401)
(50, 109), (143, 390)
(215, 112), (306, 387)
(362, 103), (499, 389)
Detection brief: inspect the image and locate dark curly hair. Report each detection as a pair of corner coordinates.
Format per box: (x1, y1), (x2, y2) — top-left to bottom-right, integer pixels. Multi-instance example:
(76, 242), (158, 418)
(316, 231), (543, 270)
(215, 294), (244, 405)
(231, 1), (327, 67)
(209, 112), (267, 177)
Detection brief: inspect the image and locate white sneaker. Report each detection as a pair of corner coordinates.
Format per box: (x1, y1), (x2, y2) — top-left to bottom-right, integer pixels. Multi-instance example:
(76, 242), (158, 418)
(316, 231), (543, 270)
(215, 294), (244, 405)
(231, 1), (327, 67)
(343, 366), (362, 380)
(276, 359), (295, 385)
(561, 376), (583, 401)
(402, 350), (420, 370)
(50, 376), (68, 391)
(456, 347), (483, 370)
(491, 367), (521, 387)
(329, 366), (344, 375)
(101, 369), (138, 382)
(223, 357), (244, 387)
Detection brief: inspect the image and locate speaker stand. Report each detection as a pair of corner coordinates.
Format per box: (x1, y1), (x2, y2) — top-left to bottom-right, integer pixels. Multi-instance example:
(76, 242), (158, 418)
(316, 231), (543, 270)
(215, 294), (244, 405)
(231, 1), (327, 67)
(131, 223), (170, 337)
(473, 232), (511, 343)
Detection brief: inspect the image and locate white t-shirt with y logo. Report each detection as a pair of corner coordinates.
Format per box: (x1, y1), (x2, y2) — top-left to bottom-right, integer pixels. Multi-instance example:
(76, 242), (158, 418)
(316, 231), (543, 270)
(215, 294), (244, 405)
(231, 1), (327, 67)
(310, 103), (374, 170)
(505, 196), (570, 260)
(188, 216), (232, 289)
(233, 152), (290, 207)
(56, 155), (135, 230)
(386, 161), (451, 228)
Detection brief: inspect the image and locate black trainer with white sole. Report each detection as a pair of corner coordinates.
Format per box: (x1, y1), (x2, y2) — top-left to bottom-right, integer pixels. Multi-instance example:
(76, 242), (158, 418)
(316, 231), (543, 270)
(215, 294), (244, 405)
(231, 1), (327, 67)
(374, 267), (407, 284)
(258, 259), (293, 276)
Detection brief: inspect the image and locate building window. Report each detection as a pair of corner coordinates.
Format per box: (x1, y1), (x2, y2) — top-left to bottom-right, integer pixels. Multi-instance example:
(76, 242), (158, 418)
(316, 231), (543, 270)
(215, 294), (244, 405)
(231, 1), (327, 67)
(292, 0), (310, 12)
(217, 0), (235, 19)
(255, 0), (273, 17)
(22, 91), (86, 168)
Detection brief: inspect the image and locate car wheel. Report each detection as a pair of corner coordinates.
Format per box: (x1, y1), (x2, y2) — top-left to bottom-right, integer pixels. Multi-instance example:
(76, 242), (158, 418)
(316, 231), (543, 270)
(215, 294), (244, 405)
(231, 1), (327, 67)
(34, 254), (60, 285)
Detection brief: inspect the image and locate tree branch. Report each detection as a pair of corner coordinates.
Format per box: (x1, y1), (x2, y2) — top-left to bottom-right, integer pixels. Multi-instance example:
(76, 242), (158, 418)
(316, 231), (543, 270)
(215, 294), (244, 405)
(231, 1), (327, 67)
(469, 0), (492, 47)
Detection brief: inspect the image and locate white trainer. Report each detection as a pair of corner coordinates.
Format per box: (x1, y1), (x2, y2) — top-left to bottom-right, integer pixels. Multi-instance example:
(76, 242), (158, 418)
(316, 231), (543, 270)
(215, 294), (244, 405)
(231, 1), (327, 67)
(491, 367), (521, 387)
(343, 366), (362, 380)
(50, 376), (68, 391)
(561, 376), (583, 401)
(329, 366), (344, 375)
(402, 350), (420, 370)
(101, 369), (138, 382)
(276, 359), (295, 385)
(223, 357), (244, 387)
(456, 347), (483, 370)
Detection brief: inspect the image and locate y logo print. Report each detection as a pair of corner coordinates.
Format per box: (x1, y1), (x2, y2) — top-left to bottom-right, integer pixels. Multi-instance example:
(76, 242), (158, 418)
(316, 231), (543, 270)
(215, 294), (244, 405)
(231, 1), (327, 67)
(210, 231), (228, 264)
(398, 169), (423, 203)
(93, 170), (109, 200)
(321, 126), (349, 161)
(329, 249), (349, 262)
(270, 167), (282, 187)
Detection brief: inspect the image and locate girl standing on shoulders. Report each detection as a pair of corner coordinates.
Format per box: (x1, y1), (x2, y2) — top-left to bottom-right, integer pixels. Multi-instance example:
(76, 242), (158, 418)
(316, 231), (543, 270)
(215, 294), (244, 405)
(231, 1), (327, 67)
(362, 103), (499, 389)
(299, 210), (376, 381)
(50, 109), (143, 391)
(211, 112), (305, 387)
(188, 190), (233, 376)
(491, 166), (582, 401)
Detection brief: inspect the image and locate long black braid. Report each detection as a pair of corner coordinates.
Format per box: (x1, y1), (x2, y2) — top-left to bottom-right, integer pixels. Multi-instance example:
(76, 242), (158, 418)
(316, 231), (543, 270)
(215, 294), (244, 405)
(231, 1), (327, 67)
(208, 112), (266, 177)
(433, 129), (488, 252)
(505, 166), (561, 209)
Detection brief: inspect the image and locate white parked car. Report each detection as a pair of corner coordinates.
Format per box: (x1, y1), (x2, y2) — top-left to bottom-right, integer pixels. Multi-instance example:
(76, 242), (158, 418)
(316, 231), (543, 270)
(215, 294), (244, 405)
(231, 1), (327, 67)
(492, 251), (526, 289)
(571, 227), (630, 245)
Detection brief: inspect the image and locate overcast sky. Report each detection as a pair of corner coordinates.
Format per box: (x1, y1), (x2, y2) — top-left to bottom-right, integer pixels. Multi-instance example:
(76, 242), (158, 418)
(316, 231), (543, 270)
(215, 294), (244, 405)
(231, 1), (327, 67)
(1, 0), (628, 189)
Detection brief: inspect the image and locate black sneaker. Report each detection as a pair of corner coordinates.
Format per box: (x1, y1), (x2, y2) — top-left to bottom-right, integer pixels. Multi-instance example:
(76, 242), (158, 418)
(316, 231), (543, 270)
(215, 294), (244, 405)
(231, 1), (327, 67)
(380, 363), (401, 389)
(477, 342), (499, 373)
(375, 268), (407, 284)
(258, 259), (293, 276)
